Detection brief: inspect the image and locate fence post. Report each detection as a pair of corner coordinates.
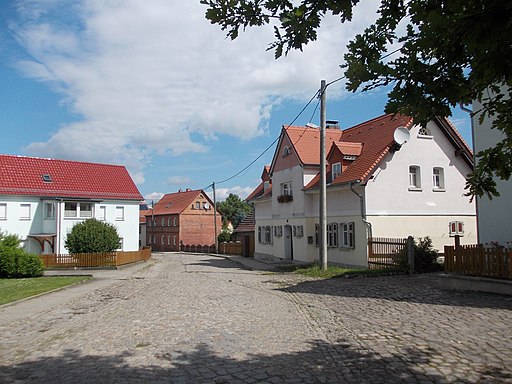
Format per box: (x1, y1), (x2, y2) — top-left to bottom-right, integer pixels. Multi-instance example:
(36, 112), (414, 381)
(407, 236), (415, 274)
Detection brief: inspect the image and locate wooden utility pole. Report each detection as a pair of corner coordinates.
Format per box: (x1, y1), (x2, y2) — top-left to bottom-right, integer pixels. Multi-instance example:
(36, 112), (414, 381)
(213, 181), (218, 253)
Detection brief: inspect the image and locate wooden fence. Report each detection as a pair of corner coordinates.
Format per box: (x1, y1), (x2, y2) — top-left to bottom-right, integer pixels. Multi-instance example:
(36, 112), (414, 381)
(368, 237), (408, 270)
(445, 244), (512, 279)
(180, 242), (244, 256)
(40, 248), (151, 269)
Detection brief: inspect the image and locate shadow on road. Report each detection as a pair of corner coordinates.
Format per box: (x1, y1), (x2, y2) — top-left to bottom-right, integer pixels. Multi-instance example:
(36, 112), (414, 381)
(3, 338), (506, 383)
(277, 274), (512, 310)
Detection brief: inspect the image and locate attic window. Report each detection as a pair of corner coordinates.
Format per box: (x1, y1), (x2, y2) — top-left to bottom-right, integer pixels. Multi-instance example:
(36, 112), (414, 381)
(282, 146), (291, 157)
(42, 174), (52, 183)
(343, 155), (357, 161)
(418, 127), (433, 138)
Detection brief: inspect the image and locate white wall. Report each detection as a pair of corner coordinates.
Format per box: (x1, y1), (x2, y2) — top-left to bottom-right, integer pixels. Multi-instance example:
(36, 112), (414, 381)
(0, 197), (140, 254)
(473, 96), (512, 246)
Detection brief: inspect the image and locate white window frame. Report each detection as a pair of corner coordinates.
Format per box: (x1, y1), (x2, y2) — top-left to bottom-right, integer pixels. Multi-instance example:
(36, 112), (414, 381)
(64, 202), (78, 218)
(173, 236), (177, 246)
(332, 162), (342, 181)
(161, 235), (165, 245)
(173, 217), (177, 226)
(418, 126), (433, 138)
(167, 235), (171, 245)
(117, 238), (124, 251)
(408, 166), (422, 190)
(19, 204), (31, 220)
(281, 182), (292, 196)
(168, 217), (172, 226)
(341, 222), (355, 248)
(79, 202), (93, 218)
(162, 217), (165, 227)
(44, 202), (55, 219)
(0, 203), (6, 220)
(264, 226), (272, 244)
(98, 206), (106, 221)
(296, 225), (303, 237)
(433, 167), (445, 191)
(449, 221), (464, 236)
(115, 206), (125, 221)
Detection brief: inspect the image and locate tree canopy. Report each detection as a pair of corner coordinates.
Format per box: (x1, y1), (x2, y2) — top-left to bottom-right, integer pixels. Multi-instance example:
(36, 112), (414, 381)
(65, 218), (121, 254)
(201, 0), (512, 199)
(216, 193), (252, 229)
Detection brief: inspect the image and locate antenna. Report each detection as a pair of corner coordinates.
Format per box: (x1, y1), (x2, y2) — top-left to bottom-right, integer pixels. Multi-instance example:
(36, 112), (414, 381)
(393, 127), (410, 145)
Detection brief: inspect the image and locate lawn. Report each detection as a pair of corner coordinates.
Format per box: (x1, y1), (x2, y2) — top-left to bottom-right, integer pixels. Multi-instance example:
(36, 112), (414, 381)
(278, 263), (403, 279)
(0, 276), (92, 305)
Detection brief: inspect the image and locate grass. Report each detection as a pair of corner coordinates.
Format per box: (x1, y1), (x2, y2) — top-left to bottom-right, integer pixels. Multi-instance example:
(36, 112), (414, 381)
(277, 263), (403, 279)
(0, 276), (92, 305)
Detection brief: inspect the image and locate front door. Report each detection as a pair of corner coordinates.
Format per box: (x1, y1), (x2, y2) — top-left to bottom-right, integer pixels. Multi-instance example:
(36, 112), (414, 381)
(284, 225), (293, 260)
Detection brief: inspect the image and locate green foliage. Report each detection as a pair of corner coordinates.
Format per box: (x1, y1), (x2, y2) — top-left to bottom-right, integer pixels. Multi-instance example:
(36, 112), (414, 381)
(218, 228), (232, 243)
(201, 0), (512, 199)
(216, 193), (252, 228)
(279, 263), (397, 278)
(65, 218), (121, 254)
(394, 236), (442, 273)
(0, 231), (44, 278)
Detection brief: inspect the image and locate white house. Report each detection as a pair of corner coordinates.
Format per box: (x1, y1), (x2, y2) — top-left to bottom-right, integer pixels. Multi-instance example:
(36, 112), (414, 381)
(0, 154), (143, 254)
(472, 94), (512, 247)
(249, 114), (477, 267)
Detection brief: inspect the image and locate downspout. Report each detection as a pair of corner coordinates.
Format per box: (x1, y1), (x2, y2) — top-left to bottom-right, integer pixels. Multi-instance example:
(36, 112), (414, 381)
(350, 182), (372, 239)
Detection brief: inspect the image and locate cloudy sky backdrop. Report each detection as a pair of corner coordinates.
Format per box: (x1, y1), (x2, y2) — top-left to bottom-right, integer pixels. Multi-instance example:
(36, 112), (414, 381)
(0, 0), (472, 201)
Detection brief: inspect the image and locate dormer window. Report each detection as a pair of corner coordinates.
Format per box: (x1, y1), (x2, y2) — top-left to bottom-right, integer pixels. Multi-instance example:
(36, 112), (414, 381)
(282, 146), (291, 157)
(332, 162), (342, 181)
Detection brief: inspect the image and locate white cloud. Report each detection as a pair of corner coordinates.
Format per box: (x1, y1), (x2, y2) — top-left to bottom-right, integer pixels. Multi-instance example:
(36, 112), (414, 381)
(210, 186), (257, 201)
(167, 175), (192, 185)
(144, 192), (164, 203)
(12, 0), (380, 182)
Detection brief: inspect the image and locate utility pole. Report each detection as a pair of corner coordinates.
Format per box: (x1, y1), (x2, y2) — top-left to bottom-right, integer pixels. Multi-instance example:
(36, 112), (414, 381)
(212, 182), (218, 253)
(319, 80), (328, 271)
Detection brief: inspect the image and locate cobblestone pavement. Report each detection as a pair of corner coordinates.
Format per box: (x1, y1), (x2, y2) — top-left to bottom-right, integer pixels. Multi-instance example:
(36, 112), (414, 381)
(1, 252), (511, 383)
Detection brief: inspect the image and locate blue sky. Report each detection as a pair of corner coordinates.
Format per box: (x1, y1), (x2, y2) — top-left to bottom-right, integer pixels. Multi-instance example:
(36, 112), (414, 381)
(0, 1), (472, 202)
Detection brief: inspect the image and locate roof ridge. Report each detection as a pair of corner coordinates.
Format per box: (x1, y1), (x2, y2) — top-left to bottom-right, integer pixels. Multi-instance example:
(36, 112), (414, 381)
(0, 154), (125, 168)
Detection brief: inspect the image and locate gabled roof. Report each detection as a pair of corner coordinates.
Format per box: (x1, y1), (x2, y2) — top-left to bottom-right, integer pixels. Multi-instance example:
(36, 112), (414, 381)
(233, 208), (255, 233)
(0, 154), (142, 200)
(150, 189), (212, 215)
(331, 142), (363, 157)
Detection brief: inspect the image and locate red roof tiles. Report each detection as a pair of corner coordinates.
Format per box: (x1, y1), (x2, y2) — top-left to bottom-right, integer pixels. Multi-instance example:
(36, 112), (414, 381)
(151, 189), (211, 215)
(0, 154), (143, 200)
(284, 126), (343, 166)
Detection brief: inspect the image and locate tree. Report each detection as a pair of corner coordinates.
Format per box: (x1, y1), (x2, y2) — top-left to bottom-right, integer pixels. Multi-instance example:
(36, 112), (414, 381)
(65, 218), (121, 254)
(201, 0), (512, 199)
(0, 230), (44, 278)
(216, 193), (252, 229)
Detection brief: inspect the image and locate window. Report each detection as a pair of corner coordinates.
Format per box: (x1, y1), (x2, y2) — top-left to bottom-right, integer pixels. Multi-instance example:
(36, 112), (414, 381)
(293, 225), (296, 236)
(173, 236), (177, 246)
(418, 127), (432, 137)
(117, 238), (124, 251)
(449, 221), (464, 236)
(19, 204), (31, 220)
(258, 226), (262, 243)
(264, 226), (272, 244)
(115, 206), (124, 221)
(44, 203), (55, 219)
(173, 217), (177, 226)
(168, 217), (172, 226)
(80, 203), (93, 218)
(167, 236), (171, 245)
(433, 167), (445, 190)
(0, 203), (6, 220)
(195, 201), (201, 209)
(282, 146), (290, 157)
(332, 162), (342, 181)
(409, 166), (421, 189)
(296, 225), (303, 237)
(98, 206), (106, 221)
(341, 222), (355, 248)
(64, 202), (78, 217)
(203, 202), (209, 210)
(327, 223), (338, 247)
(161, 235), (165, 245)
(162, 218), (165, 227)
(314, 224), (319, 246)
(153, 235), (156, 245)
(282, 182), (292, 196)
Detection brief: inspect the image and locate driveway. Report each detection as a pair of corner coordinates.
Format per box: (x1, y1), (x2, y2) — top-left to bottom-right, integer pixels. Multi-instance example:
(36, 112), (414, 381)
(0, 252), (511, 383)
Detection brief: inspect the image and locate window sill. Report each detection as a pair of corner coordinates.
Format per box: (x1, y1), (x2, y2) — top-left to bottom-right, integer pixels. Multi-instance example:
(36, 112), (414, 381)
(433, 188), (446, 192)
(339, 246), (355, 250)
(408, 187), (423, 192)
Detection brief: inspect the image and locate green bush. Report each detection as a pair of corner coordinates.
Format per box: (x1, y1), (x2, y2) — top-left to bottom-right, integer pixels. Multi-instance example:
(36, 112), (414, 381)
(65, 218), (121, 254)
(414, 237), (443, 273)
(16, 253), (44, 277)
(0, 231), (45, 278)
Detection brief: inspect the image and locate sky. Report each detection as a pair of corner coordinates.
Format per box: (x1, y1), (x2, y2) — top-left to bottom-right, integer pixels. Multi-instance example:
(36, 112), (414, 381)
(0, 1), (473, 202)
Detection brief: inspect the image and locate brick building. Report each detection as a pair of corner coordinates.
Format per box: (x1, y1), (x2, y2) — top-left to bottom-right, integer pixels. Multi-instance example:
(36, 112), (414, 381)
(145, 189), (221, 251)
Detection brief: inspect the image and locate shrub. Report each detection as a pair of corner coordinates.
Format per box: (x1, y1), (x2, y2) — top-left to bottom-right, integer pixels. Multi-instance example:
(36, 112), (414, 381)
(414, 237), (443, 273)
(0, 231), (45, 278)
(65, 218), (121, 254)
(16, 253), (44, 277)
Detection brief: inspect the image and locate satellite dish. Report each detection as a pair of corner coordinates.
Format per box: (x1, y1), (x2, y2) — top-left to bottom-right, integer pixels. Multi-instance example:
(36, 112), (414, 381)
(393, 127), (410, 146)
(203, 203), (210, 210)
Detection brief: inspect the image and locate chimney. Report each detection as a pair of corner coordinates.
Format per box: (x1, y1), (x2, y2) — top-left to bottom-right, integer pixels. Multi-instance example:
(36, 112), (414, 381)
(178, 189), (182, 193)
(186, 188), (191, 191)
(326, 120), (340, 129)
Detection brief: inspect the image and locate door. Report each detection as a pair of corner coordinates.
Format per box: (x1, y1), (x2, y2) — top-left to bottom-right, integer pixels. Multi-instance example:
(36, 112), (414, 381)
(284, 225), (293, 260)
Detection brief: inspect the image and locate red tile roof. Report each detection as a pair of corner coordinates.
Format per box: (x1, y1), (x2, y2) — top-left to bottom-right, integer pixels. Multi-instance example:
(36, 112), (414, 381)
(139, 209), (152, 224)
(284, 126), (343, 166)
(233, 209), (255, 233)
(151, 189), (212, 215)
(0, 154), (143, 200)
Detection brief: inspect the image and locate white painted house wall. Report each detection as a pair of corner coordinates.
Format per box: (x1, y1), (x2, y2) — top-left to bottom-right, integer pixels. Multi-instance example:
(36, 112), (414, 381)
(365, 123), (477, 250)
(473, 96), (512, 246)
(0, 197), (140, 253)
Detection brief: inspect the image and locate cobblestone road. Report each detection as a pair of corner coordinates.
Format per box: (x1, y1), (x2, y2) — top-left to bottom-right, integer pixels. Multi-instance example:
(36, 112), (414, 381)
(1, 252), (511, 383)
